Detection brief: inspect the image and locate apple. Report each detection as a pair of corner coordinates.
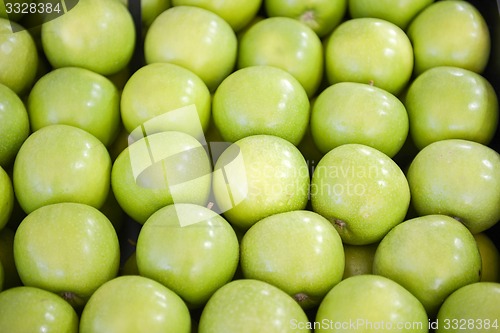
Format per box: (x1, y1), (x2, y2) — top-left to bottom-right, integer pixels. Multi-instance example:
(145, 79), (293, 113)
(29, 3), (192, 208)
(0, 18), (38, 95)
(324, 17), (413, 95)
(212, 134), (310, 230)
(0, 83), (30, 168)
(342, 243), (378, 279)
(0, 166), (13, 231)
(111, 131), (212, 224)
(0, 228), (22, 289)
(240, 210), (345, 309)
(348, 0), (434, 30)
(136, 203), (239, 308)
(27, 67), (121, 147)
(171, 0), (262, 32)
(119, 0), (171, 28)
(0, 286), (79, 333)
(144, 5), (237, 91)
(238, 17), (323, 97)
(264, 0), (346, 38)
(120, 63), (211, 140)
(198, 279), (310, 333)
(474, 233), (500, 283)
(436, 282), (500, 333)
(404, 66), (498, 150)
(311, 82), (409, 158)
(315, 275), (428, 333)
(120, 251), (139, 276)
(407, 0), (490, 76)
(310, 143), (410, 245)
(41, 0), (135, 75)
(373, 214), (482, 317)
(13, 202), (120, 308)
(406, 139), (500, 234)
(13, 124), (111, 214)
(80, 275), (191, 333)
(212, 66), (310, 145)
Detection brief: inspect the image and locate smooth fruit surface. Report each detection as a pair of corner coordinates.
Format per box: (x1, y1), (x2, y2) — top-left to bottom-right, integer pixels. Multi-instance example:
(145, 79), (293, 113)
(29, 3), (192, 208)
(342, 243), (378, 279)
(474, 233), (500, 282)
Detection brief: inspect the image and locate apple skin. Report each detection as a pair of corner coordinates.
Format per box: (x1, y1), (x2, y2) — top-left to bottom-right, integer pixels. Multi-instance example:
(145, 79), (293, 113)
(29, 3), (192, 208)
(265, 0), (346, 38)
(238, 17), (324, 97)
(0, 286), (79, 333)
(315, 275), (428, 333)
(41, 0), (135, 75)
(474, 233), (500, 282)
(436, 282), (500, 333)
(13, 124), (111, 214)
(198, 279), (310, 333)
(212, 135), (310, 230)
(373, 214), (482, 317)
(311, 82), (409, 158)
(407, 0), (490, 76)
(311, 144), (410, 245)
(324, 17), (413, 95)
(27, 67), (121, 147)
(144, 6), (237, 92)
(404, 66), (498, 150)
(240, 210), (345, 309)
(342, 243), (378, 279)
(0, 166), (13, 231)
(406, 139), (500, 234)
(80, 275), (191, 333)
(13, 202), (120, 308)
(212, 66), (310, 145)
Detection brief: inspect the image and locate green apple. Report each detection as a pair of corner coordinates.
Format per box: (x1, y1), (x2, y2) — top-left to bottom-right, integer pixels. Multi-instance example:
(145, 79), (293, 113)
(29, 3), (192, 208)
(342, 243), (378, 279)
(404, 66), (498, 150)
(212, 135), (310, 230)
(13, 124), (111, 214)
(436, 282), (500, 333)
(120, 63), (211, 140)
(373, 214), (482, 317)
(172, 0), (262, 32)
(407, 0), (490, 76)
(265, 0), (346, 38)
(311, 144), (410, 245)
(238, 17), (323, 97)
(325, 17), (413, 95)
(13, 202), (120, 308)
(41, 0), (135, 75)
(0, 83), (30, 168)
(27, 67), (121, 147)
(136, 203), (239, 308)
(0, 228), (22, 289)
(0, 166), (13, 231)
(120, 251), (139, 276)
(348, 0), (434, 30)
(198, 279), (310, 333)
(80, 275), (191, 333)
(0, 286), (79, 333)
(212, 66), (310, 145)
(474, 233), (500, 283)
(406, 139), (500, 234)
(311, 82), (409, 157)
(241, 210), (344, 309)
(0, 18), (38, 95)
(119, 0), (171, 28)
(315, 275), (428, 333)
(144, 5), (237, 91)
(111, 131), (212, 224)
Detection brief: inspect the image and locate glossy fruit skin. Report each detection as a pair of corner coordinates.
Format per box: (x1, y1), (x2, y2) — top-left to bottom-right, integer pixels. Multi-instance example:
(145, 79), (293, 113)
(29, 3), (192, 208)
(311, 144), (410, 245)
(13, 203), (120, 307)
(212, 66), (310, 145)
(13, 124), (111, 214)
(144, 6), (237, 91)
(311, 82), (409, 157)
(407, 0), (490, 76)
(0, 166), (13, 231)
(373, 214), (482, 317)
(404, 66), (499, 150)
(0, 286), (79, 333)
(198, 279), (310, 333)
(474, 233), (500, 282)
(41, 0), (135, 75)
(324, 17), (413, 95)
(212, 135), (310, 230)
(315, 275), (428, 333)
(79, 275), (191, 333)
(241, 210), (345, 309)
(406, 139), (500, 234)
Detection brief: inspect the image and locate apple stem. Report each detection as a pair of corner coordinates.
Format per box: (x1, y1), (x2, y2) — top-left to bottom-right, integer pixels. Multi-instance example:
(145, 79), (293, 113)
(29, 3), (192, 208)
(293, 292), (309, 303)
(334, 219), (346, 229)
(368, 80), (374, 86)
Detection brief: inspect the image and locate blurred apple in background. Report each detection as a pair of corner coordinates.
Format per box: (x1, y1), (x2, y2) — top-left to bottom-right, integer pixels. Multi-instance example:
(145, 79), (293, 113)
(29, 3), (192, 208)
(474, 233), (500, 282)
(238, 17), (323, 97)
(342, 243), (378, 279)
(0, 166), (13, 231)
(0, 228), (21, 289)
(144, 5), (237, 91)
(120, 0), (171, 29)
